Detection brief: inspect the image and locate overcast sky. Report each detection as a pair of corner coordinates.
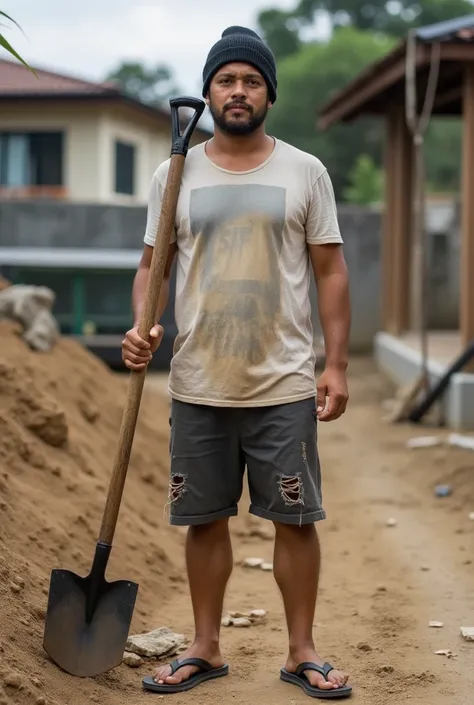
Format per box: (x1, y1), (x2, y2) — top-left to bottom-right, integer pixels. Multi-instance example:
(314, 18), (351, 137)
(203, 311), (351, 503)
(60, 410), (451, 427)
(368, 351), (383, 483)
(3, 0), (297, 96)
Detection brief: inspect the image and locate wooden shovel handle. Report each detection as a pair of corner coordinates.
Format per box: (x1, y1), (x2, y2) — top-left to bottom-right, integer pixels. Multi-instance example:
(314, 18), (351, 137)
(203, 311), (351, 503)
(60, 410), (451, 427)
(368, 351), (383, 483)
(99, 97), (205, 546)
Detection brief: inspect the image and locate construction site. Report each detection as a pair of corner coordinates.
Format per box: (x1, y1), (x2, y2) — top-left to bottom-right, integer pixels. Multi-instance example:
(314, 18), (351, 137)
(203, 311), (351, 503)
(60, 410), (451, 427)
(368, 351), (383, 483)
(0, 273), (473, 705)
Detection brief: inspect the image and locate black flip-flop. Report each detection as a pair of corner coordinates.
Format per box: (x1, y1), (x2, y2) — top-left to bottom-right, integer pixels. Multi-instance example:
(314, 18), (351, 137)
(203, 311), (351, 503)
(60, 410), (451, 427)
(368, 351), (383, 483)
(280, 661), (352, 699)
(142, 657), (229, 694)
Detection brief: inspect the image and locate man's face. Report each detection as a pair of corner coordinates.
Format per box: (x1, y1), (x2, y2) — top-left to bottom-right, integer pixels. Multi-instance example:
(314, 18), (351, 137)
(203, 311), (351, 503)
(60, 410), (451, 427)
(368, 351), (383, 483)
(207, 62), (271, 136)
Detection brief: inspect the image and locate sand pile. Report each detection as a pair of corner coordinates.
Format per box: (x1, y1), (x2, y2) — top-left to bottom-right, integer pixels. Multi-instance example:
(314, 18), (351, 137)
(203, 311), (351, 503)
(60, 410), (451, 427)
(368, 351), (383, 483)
(0, 320), (184, 705)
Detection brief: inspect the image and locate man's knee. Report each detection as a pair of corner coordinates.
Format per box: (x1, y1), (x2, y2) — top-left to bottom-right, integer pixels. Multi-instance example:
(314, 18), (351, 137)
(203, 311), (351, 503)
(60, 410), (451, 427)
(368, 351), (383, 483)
(189, 517), (230, 538)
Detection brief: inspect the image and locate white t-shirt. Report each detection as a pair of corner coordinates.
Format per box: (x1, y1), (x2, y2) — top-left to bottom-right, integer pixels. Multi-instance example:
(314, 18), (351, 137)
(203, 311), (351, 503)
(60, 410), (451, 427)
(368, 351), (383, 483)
(144, 137), (343, 407)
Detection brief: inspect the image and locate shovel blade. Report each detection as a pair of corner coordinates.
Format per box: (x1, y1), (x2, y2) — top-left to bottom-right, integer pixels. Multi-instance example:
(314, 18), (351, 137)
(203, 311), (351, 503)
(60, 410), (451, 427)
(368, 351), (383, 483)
(43, 568), (138, 677)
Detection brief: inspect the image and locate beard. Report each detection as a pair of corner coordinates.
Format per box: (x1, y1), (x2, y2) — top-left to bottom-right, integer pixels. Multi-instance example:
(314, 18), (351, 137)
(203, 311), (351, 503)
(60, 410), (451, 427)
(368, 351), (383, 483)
(209, 99), (268, 136)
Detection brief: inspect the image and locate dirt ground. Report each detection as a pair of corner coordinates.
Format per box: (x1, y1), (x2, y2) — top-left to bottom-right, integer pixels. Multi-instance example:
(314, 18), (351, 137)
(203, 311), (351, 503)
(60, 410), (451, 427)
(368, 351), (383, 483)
(0, 324), (473, 705)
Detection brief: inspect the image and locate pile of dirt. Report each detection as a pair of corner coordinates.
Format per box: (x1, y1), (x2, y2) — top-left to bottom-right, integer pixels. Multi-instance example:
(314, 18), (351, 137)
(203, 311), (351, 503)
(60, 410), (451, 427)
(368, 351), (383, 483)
(0, 321), (184, 705)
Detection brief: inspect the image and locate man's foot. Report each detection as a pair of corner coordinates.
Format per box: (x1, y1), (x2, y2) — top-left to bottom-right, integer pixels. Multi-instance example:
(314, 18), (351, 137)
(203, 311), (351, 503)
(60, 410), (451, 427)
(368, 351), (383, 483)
(285, 647), (349, 690)
(153, 641), (224, 686)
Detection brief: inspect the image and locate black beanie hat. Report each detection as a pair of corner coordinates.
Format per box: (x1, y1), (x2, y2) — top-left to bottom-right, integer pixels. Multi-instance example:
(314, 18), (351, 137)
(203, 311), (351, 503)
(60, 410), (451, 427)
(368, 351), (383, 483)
(202, 26), (277, 103)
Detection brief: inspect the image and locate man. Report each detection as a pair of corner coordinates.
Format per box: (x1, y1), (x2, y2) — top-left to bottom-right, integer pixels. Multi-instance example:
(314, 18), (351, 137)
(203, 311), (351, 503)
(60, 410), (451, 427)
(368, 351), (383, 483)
(122, 25), (352, 700)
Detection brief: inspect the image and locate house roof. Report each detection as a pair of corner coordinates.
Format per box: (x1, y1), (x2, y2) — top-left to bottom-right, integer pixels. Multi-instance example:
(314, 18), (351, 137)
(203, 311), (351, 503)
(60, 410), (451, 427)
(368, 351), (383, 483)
(0, 58), (213, 138)
(318, 14), (474, 130)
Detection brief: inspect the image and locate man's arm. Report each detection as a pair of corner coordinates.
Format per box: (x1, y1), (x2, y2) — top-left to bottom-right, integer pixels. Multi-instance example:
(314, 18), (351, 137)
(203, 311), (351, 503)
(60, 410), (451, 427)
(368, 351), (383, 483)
(309, 243), (350, 372)
(122, 242), (177, 371)
(132, 242), (178, 327)
(304, 167), (350, 420)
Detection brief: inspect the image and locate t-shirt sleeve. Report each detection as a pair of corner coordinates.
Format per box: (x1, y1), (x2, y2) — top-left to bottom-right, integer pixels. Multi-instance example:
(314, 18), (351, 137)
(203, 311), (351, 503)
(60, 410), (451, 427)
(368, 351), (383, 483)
(305, 169), (343, 245)
(143, 168), (177, 247)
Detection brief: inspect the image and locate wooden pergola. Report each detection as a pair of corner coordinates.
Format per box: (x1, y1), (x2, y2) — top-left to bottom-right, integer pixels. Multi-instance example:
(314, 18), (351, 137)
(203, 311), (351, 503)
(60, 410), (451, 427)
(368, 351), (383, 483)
(318, 15), (474, 348)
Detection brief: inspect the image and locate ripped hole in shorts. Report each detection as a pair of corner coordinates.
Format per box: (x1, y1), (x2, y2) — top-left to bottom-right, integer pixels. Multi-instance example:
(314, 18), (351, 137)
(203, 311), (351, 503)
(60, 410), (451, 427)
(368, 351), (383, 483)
(169, 473), (187, 504)
(278, 474), (305, 507)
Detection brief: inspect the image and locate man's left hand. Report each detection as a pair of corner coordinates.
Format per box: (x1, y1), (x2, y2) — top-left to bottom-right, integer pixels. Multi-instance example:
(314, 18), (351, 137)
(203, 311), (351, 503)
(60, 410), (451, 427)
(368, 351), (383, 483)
(316, 367), (349, 422)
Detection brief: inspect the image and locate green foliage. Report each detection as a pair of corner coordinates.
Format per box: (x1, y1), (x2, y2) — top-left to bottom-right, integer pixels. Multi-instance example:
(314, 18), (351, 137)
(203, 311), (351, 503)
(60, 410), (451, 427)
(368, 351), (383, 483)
(0, 11), (36, 75)
(266, 26), (394, 196)
(257, 0), (471, 200)
(105, 61), (180, 105)
(343, 154), (384, 204)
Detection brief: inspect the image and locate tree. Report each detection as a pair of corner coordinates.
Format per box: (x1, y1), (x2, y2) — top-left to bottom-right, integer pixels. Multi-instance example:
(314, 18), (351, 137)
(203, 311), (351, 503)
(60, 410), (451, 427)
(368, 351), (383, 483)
(343, 154), (384, 204)
(104, 61), (179, 105)
(258, 0), (474, 56)
(265, 26), (395, 197)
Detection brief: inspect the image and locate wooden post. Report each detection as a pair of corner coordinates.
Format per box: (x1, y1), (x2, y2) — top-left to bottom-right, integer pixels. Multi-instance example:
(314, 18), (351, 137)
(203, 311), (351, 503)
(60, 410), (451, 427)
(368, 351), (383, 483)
(382, 107), (413, 334)
(461, 63), (474, 351)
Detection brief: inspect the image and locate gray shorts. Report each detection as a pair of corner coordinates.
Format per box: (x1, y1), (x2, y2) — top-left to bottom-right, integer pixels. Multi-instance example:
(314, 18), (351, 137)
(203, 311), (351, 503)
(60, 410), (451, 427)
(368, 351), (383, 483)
(167, 396), (325, 527)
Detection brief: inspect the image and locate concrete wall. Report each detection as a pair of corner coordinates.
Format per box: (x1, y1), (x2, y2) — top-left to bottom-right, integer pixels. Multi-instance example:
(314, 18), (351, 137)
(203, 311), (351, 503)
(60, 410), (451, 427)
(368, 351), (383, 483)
(0, 200), (461, 352)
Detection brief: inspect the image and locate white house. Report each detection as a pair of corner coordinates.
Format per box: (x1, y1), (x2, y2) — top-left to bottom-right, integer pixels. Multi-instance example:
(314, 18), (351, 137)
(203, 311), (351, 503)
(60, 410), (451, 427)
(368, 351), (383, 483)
(0, 58), (212, 205)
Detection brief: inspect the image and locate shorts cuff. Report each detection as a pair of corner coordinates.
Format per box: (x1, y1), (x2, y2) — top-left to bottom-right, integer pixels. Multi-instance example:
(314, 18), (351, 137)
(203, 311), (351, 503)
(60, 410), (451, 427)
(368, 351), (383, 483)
(169, 506), (238, 526)
(249, 504), (326, 525)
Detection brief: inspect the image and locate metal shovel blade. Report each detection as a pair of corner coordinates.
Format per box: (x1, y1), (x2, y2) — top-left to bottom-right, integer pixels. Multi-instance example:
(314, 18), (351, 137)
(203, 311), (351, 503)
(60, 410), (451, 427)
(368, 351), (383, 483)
(43, 543), (138, 678)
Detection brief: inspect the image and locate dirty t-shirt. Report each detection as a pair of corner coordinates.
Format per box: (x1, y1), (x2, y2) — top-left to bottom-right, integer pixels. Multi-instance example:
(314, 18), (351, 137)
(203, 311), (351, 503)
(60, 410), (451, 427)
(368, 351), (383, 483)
(143, 138), (343, 407)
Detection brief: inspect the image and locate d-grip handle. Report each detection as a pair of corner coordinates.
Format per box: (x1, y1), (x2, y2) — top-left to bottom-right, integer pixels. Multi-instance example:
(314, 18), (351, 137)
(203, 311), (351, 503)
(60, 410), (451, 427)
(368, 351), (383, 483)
(170, 96), (206, 157)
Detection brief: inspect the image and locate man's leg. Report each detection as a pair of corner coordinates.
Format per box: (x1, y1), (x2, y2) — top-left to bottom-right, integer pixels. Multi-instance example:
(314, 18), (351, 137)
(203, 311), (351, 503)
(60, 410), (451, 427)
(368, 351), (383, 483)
(243, 397), (349, 691)
(152, 401), (244, 686)
(273, 521), (348, 690)
(154, 518), (233, 685)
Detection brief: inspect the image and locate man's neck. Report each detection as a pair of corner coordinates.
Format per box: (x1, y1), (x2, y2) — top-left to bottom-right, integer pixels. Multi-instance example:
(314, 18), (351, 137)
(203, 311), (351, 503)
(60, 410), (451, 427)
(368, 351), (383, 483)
(209, 126), (273, 157)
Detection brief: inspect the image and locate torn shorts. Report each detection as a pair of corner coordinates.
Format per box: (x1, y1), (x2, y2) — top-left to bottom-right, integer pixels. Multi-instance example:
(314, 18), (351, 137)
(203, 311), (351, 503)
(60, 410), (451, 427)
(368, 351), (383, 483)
(167, 396), (325, 527)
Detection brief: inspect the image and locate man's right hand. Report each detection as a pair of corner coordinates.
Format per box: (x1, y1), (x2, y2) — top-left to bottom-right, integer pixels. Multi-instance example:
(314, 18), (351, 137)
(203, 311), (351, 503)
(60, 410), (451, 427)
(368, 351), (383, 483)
(121, 324), (164, 371)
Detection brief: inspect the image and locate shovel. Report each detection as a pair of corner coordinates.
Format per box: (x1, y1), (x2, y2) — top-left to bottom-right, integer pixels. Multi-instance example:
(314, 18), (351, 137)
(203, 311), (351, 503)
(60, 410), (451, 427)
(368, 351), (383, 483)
(42, 96), (206, 678)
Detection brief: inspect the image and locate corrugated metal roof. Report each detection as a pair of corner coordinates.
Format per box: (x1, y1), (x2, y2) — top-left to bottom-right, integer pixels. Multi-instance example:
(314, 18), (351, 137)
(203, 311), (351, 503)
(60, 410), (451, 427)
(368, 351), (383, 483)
(415, 14), (474, 42)
(0, 247), (141, 269)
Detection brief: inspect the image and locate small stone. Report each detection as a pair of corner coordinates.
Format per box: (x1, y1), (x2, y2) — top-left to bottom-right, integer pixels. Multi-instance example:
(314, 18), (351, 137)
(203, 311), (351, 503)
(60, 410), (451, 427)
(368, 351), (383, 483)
(123, 651), (144, 667)
(377, 665), (394, 674)
(420, 565), (430, 572)
(232, 618), (252, 628)
(3, 671), (22, 688)
(261, 562), (273, 571)
(221, 614), (232, 627)
(126, 627), (186, 658)
(10, 583), (22, 593)
(357, 642), (373, 652)
(429, 621), (444, 628)
(376, 585), (387, 593)
(386, 518), (397, 527)
(435, 485), (452, 498)
(435, 649), (456, 658)
(243, 557), (264, 568)
(36, 698), (46, 705)
(468, 512), (474, 521)
(460, 627), (474, 641)
(249, 609), (267, 619)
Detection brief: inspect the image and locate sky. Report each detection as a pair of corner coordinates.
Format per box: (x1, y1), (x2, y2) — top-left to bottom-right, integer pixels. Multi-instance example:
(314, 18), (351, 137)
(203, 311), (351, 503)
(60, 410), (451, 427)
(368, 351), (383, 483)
(2, 0), (297, 97)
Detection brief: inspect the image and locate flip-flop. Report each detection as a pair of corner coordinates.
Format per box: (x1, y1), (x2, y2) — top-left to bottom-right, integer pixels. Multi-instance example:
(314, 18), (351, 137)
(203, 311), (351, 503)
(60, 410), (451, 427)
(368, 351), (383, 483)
(142, 657), (229, 694)
(280, 661), (352, 699)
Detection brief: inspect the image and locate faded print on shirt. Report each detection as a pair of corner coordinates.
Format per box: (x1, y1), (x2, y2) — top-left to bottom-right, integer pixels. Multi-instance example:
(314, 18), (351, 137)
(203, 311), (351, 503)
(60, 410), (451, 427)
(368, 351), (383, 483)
(189, 184), (286, 375)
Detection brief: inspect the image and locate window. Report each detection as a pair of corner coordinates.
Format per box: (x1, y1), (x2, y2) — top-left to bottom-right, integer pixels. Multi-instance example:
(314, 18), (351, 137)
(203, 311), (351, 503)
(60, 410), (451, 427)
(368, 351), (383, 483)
(0, 131), (63, 187)
(114, 140), (135, 195)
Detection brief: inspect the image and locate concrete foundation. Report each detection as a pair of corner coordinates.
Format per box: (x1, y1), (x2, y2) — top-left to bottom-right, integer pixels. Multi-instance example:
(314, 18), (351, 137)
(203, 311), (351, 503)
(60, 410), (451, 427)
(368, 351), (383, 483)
(374, 331), (474, 430)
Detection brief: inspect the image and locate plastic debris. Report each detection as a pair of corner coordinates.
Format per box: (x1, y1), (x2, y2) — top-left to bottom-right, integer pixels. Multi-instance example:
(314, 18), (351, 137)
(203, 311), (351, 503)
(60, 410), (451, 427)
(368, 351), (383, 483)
(434, 485), (452, 498)
(447, 433), (474, 451)
(434, 650), (456, 658)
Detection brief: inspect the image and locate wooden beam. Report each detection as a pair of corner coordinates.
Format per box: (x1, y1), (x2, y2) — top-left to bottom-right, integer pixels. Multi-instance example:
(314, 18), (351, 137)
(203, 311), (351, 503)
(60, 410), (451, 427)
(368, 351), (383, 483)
(460, 62), (474, 350)
(382, 108), (413, 334)
(440, 43), (474, 62)
(318, 44), (429, 130)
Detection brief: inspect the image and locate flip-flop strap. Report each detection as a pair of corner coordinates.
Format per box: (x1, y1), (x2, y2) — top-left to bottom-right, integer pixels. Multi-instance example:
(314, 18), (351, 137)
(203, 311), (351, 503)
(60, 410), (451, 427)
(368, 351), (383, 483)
(295, 661), (334, 679)
(169, 658), (214, 675)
